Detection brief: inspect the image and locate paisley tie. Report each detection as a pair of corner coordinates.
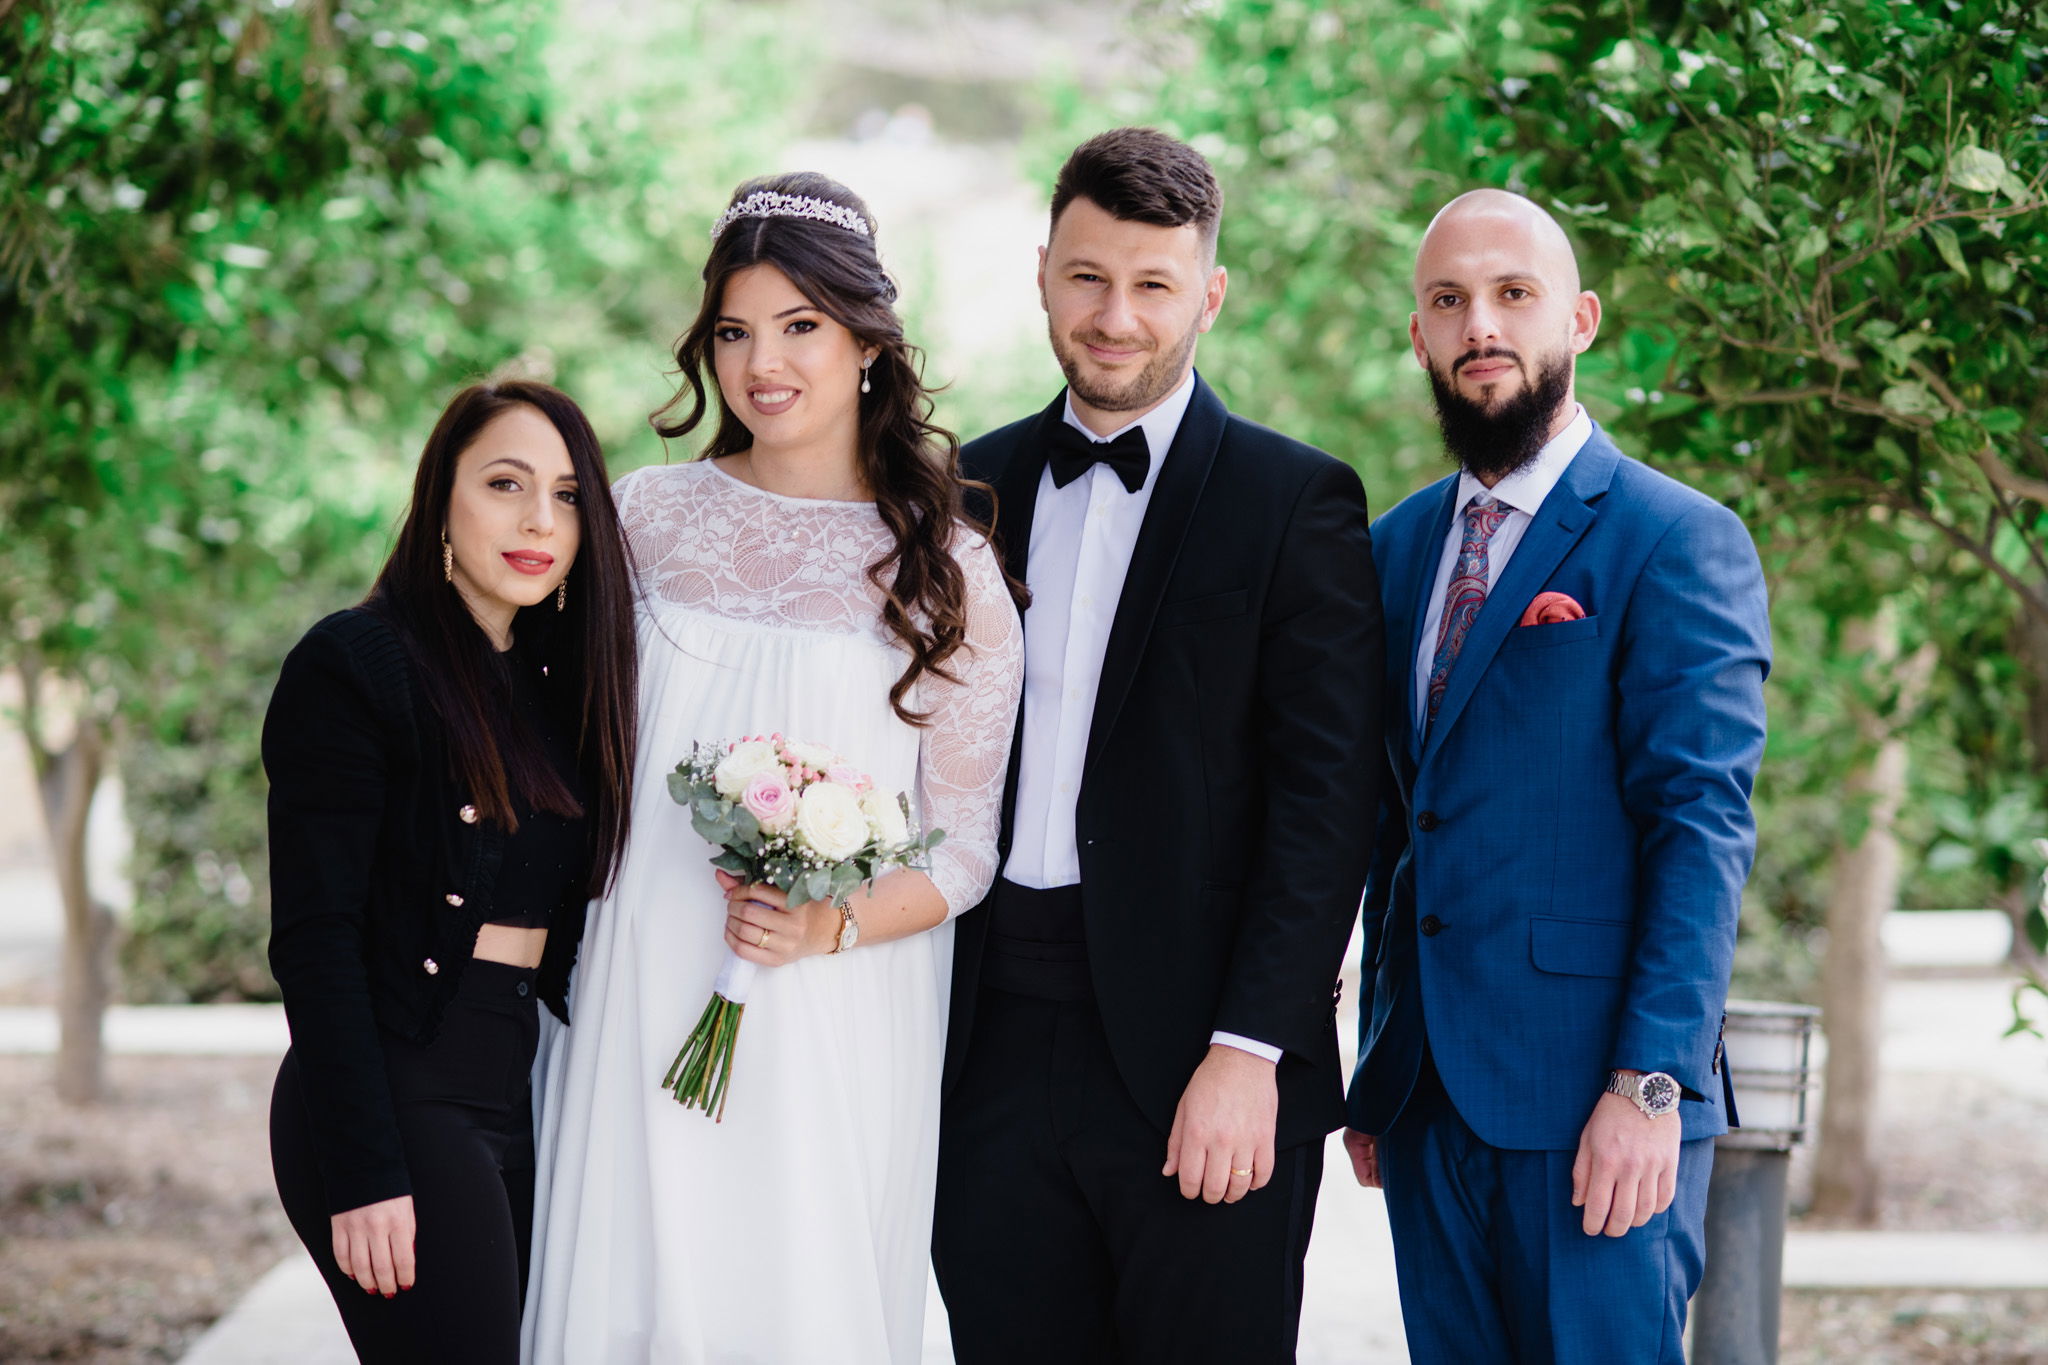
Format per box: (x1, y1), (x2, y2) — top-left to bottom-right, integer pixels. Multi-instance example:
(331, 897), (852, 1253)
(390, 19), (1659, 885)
(1427, 494), (1512, 724)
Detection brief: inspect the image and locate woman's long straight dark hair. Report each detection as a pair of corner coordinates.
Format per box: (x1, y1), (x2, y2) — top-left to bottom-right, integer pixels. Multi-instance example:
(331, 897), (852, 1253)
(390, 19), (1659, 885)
(371, 380), (638, 898)
(652, 171), (1027, 726)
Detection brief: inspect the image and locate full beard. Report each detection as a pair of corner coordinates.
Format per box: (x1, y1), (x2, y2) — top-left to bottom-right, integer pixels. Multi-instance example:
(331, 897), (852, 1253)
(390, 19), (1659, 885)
(1427, 348), (1575, 482)
(1050, 316), (1202, 414)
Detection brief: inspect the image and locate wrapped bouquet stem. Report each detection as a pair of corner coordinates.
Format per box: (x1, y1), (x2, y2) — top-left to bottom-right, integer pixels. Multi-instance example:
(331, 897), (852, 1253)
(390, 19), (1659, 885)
(661, 736), (943, 1121)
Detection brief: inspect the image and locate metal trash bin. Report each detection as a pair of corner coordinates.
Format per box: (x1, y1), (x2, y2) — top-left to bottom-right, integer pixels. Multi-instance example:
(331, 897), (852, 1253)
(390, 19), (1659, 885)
(1692, 1000), (1820, 1365)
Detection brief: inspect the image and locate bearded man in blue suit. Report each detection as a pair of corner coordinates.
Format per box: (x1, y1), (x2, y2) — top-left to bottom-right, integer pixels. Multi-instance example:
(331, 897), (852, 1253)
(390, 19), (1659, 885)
(1343, 189), (1771, 1362)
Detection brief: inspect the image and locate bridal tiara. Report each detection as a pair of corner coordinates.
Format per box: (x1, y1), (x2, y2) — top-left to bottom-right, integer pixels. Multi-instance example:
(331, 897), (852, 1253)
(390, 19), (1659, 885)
(710, 191), (873, 242)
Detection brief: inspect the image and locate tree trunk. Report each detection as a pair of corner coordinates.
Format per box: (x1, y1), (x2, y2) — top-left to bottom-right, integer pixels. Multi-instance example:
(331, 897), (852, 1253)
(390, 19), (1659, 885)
(2009, 596), (2048, 977)
(1811, 606), (1933, 1224)
(19, 659), (114, 1105)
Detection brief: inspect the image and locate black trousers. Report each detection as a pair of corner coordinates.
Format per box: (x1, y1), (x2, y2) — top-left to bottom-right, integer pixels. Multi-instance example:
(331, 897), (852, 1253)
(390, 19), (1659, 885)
(934, 986), (1322, 1365)
(270, 958), (540, 1365)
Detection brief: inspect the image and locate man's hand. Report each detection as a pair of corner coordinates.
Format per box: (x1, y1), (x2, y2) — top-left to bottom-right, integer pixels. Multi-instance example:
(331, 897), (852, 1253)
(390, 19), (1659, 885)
(1571, 1085), (1681, 1237)
(1342, 1129), (1382, 1189)
(331, 1194), (416, 1296)
(1163, 1044), (1279, 1204)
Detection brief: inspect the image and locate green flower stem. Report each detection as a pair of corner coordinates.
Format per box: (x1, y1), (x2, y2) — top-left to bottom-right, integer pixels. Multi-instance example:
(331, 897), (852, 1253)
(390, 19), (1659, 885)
(662, 993), (746, 1122)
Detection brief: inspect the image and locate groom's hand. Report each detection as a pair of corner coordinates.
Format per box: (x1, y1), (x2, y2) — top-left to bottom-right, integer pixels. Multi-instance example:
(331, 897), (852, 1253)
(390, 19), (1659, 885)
(1342, 1129), (1382, 1189)
(1571, 1086), (1681, 1237)
(1163, 1044), (1278, 1204)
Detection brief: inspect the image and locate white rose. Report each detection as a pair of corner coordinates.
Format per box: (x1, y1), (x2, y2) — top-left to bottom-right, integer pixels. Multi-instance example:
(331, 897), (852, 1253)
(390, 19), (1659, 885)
(784, 740), (839, 772)
(861, 789), (910, 848)
(713, 739), (784, 800)
(794, 781), (870, 862)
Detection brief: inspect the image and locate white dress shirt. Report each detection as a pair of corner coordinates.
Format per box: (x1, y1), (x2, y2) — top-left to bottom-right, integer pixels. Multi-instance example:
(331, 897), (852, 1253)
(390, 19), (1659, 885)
(1412, 405), (1593, 731)
(1002, 373), (1281, 1064)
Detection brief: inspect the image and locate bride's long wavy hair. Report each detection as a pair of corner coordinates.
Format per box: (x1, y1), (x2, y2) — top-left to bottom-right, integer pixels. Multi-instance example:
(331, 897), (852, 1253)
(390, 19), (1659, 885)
(651, 171), (1024, 725)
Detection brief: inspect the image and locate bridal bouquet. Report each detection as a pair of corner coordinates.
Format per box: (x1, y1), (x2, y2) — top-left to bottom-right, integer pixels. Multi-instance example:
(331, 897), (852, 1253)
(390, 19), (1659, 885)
(662, 735), (944, 1120)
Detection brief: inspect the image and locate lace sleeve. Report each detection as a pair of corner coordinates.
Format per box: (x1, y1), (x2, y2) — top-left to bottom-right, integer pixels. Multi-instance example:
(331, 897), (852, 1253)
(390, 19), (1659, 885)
(916, 530), (1023, 918)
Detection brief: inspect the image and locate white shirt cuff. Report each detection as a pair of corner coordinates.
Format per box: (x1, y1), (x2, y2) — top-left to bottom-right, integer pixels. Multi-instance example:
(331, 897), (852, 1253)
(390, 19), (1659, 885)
(1209, 1031), (1283, 1064)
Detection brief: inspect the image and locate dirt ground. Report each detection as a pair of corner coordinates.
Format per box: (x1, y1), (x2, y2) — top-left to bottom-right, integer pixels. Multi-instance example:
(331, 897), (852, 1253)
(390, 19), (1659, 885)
(0, 1055), (294, 1364)
(1779, 1290), (2048, 1364)
(0, 1053), (2043, 1363)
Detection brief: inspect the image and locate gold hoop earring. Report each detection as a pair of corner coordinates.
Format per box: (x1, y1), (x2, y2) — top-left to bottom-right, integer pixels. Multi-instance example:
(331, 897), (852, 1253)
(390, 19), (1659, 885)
(556, 577), (568, 613)
(442, 534), (453, 583)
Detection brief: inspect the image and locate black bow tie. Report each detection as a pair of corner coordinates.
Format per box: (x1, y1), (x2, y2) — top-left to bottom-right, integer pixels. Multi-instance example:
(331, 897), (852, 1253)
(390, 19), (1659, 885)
(1047, 422), (1150, 494)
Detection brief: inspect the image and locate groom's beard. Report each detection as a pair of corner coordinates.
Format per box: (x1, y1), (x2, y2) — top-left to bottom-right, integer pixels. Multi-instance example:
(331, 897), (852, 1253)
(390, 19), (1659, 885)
(1049, 315), (1201, 414)
(1427, 348), (1574, 483)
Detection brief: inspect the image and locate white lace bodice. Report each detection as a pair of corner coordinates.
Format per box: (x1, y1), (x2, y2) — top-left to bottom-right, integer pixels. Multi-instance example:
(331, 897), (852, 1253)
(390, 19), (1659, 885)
(613, 459), (1022, 916)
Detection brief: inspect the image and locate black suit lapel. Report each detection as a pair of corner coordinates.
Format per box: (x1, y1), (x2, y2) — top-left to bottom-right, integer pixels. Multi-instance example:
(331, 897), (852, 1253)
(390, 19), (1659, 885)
(987, 395), (1061, 592)
(985, 394), (1063, 847)
(1084, 374), (1228, 773)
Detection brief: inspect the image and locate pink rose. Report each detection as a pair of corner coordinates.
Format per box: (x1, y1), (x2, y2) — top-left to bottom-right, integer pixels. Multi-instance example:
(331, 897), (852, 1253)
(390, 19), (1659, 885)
(1518, 591), (1587, 627)
(827, 764), (871, 793)
(740, 771), (797, 833)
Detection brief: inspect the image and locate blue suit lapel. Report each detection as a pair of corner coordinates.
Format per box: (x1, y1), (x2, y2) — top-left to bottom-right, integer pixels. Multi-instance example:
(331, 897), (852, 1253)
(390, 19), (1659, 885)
(1418, 430), (1622, 769)
(1396, 478), (1462, 767)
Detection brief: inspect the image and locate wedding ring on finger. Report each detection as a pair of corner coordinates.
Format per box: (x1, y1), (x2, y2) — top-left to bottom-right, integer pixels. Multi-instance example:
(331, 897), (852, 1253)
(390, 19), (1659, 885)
(757, 927), (772, 948)
(1230, 1167), (1253, 1178)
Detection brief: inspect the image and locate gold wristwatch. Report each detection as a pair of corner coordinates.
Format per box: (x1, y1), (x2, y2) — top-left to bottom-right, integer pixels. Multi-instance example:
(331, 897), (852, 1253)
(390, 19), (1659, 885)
(831, 902), (860, 954)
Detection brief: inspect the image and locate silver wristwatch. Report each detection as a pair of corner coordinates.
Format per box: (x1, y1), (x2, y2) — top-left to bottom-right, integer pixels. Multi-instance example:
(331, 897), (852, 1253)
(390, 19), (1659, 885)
(1606, 1070), (1680, 1119)
(831, 902), (860, 954)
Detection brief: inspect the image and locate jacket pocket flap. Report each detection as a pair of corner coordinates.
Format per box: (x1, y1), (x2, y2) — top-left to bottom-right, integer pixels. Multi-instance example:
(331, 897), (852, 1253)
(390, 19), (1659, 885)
(1530, 915), (1632, 977)
(1157, 588), (1248, 627)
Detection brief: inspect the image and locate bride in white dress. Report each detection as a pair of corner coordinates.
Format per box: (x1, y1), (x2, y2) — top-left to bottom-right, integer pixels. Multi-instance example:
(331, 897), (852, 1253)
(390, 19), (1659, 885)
(521, 173), (1022, 1364)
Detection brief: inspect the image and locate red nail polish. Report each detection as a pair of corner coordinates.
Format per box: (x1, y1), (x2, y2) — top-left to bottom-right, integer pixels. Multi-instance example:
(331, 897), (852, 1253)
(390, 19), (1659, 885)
(384, 1291), (395, 1299)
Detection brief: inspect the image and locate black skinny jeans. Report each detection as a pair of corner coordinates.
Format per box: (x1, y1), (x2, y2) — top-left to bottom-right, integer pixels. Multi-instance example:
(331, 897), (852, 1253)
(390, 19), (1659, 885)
(271, 958), (540, 1364)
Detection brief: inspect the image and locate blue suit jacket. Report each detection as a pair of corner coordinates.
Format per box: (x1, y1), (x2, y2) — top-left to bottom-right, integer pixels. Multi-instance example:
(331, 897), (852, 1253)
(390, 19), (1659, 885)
(1345, 425), (1771, 1149)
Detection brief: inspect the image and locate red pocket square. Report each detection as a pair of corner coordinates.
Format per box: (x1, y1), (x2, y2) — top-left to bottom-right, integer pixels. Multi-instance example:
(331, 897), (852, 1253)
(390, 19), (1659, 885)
(1518, 591), (1586, 626)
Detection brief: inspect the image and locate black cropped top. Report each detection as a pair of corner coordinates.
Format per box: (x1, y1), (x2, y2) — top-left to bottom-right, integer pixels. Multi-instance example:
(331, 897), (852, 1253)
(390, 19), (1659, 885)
(486, 642), (589, 931)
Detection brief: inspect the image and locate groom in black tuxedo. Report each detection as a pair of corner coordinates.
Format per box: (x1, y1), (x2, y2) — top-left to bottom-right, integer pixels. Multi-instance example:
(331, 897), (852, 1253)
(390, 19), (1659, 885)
(933, 128), (1384, 1363)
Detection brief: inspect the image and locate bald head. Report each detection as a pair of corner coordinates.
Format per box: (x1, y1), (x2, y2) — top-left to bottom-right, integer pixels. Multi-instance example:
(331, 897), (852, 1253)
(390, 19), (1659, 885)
(1408, 189), (1602, 478)
(1415, 189), (1581, 298)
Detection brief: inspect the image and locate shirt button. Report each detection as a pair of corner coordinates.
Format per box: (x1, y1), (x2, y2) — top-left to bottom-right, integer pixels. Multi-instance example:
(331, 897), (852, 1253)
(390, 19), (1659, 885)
(444, 893), (464, 907)
(423, 958), (440, 975)
(1420, 915), (1444, 938)
(1416, 810), (1440, 832)
(458, 804), (479, 824)
(1059, 783), (1073, 795)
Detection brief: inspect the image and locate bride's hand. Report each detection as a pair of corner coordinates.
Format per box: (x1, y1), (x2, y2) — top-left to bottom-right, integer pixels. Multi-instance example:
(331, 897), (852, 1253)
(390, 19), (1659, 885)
(717, 871), (834, 965)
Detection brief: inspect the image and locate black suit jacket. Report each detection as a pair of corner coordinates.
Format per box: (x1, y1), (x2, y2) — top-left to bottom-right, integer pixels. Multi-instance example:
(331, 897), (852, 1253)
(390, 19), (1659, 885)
(944, 375), (1385, 1149)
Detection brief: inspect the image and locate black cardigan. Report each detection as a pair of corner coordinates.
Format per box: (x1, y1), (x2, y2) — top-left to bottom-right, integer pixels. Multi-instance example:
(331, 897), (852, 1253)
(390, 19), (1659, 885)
(264, 606), (590, 1214)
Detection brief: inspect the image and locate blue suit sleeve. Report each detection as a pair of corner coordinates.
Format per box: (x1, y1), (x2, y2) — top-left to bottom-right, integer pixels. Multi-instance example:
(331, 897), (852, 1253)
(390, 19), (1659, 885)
(1611, 501), (1771, 1097)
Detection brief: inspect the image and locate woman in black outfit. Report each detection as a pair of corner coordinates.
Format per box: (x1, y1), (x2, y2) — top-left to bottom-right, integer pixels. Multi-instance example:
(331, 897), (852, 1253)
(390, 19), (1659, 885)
(265, 380), (637, 1362)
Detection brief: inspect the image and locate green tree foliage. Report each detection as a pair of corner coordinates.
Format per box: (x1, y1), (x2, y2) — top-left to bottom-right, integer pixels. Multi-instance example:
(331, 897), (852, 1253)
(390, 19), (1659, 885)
(2, 0), (789, 1002)
(1140, 0), (2048, 988)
